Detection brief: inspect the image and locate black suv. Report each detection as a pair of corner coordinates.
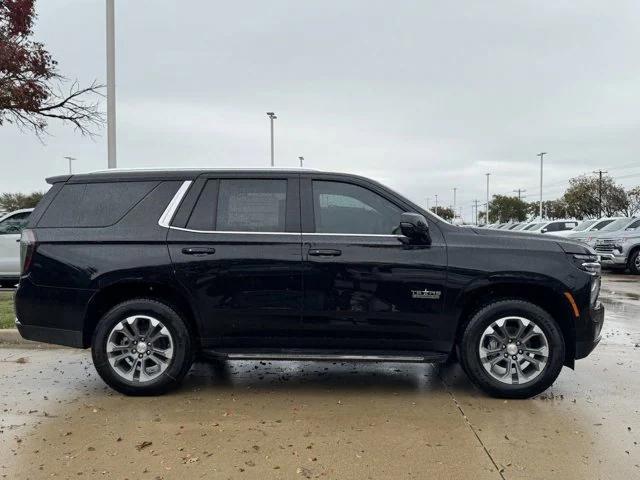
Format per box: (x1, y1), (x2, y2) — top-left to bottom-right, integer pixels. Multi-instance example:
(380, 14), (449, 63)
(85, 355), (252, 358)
(15, 169), (604, 398)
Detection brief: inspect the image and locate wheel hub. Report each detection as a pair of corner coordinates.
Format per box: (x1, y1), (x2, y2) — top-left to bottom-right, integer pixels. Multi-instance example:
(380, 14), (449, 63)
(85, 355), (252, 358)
(506, 343), (518, 356)
(136, 341), (148, 354)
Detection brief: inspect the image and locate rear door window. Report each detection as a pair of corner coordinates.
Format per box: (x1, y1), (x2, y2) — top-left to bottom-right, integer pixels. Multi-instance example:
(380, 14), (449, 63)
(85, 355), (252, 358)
(38, 181), (158, 228)
(216, 179), (287, 232)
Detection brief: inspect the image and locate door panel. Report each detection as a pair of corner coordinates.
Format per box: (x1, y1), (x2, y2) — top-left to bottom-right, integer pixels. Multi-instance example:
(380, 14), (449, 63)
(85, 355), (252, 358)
(302, 234), (447, 351)
(168, 230), (303, 347)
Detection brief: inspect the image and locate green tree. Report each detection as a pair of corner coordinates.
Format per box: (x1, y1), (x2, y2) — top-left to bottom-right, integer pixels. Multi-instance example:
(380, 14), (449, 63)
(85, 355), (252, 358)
(563, 175), (628, 219)
(528, 199), (568, 219)
(430, 206), (455, 221)
(488, 195), (528, 222)
(0, 191), (43, 211)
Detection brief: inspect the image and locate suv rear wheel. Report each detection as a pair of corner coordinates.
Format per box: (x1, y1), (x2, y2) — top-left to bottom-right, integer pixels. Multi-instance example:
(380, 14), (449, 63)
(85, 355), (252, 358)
(92, 299), (193, 395)
(459, 299), (565, 399)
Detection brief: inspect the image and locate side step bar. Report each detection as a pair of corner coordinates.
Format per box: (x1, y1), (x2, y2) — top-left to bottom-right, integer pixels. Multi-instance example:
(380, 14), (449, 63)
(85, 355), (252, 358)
(201, 350), (448, 363)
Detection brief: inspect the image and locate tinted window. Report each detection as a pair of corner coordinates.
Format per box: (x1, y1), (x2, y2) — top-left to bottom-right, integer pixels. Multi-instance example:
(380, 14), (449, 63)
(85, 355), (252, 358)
(216, 179), (287, 232)
(626, 219), (640, 230)
(312, 181), (402, 234)
(39, 181), (158, 228)
(0, 212), (31, 234)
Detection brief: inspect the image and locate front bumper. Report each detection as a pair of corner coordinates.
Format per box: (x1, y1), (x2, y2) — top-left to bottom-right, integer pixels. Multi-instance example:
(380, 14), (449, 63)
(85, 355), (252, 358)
(597, 252), (627, 266)
(575, 301), (604, 359)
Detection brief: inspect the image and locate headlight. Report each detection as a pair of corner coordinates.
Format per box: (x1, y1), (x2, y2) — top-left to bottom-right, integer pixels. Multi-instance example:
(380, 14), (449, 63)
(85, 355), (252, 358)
(590, 276), (601, 306)
(569, 253), (601, 275)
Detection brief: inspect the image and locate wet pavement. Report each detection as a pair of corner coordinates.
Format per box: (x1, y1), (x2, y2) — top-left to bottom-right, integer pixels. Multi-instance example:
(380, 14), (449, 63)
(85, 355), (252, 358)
(1, 274), (639, 479)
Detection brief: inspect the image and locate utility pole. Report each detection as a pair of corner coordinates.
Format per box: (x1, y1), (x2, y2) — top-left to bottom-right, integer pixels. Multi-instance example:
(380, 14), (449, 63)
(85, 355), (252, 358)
(593, 170), (608, 218)
(434, 194), (439, 215)
(64, 156), (77, 174)
(266, 112), (277, 166)
(106, 0), (117, 169)
(474, 199), (479, 225)
(426, 197), (430, 210)
(537, 152), (546, 219)
(453, 187), (457, 213)
(485, 173), (491, 224)
(298, 156), (304, 167)
(512, 188), (526, 201)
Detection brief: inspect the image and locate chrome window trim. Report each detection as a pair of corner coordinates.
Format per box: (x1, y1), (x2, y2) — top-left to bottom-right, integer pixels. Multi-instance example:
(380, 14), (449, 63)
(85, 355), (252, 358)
(165, 225), (401, 238)
(158, 180), (192, 228)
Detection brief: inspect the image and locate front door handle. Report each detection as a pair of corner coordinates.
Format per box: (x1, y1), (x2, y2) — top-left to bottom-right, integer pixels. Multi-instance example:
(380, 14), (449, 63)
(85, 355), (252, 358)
(181, 247), (216, 256)
(309, 248), (342, 257)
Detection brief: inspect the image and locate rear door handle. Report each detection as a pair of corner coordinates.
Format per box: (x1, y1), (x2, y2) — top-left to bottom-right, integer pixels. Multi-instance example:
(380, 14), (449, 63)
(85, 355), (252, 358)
(309, 248), (342, 257)
(181, 247), (216, 256)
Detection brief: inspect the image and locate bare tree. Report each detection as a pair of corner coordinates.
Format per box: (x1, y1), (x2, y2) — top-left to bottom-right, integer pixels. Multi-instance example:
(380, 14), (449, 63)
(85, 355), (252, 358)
(0, 0), (104, 137)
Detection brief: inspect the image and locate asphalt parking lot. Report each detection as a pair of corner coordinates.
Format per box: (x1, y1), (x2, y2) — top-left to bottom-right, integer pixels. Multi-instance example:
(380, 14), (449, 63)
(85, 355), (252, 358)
(0, 274), (638, 480)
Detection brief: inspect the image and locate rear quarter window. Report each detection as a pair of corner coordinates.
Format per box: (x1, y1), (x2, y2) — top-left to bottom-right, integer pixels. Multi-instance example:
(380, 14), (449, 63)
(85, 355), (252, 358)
(38, 181), (158, 228)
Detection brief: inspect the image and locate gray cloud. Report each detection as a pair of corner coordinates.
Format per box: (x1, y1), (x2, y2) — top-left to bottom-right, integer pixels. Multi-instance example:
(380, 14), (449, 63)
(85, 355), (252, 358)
(1, 0), (640, 220)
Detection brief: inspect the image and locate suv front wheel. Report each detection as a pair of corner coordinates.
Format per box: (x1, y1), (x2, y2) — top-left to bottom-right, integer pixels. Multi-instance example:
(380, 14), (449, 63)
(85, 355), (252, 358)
(459, 299), (565, 399)
(629, 249), (640, 275)
(92, 299), (194, 395)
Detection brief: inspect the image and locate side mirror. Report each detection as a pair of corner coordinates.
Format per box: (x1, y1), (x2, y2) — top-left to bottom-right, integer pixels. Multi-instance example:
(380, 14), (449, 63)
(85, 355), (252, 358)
(400, 212), (430, 242)
(541, 228), (548, 234)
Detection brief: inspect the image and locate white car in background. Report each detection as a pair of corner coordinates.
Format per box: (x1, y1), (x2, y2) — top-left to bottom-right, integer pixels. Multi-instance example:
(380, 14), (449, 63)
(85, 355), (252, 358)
(524, 219), (579, 235)
(557, 217), (622, 240)
(0, 208), (33, 287)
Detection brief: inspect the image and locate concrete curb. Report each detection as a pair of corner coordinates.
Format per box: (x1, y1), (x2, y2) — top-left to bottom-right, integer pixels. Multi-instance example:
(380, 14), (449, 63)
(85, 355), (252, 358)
(0, 329), (66, 349)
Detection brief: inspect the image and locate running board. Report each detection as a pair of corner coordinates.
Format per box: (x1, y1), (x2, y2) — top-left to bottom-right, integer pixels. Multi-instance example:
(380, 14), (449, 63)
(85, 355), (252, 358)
(201, 349), (448, 363)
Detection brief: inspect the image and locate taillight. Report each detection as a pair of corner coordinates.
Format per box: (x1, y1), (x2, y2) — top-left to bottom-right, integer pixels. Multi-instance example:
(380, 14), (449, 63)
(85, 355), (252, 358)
(20, 229), (37, 275)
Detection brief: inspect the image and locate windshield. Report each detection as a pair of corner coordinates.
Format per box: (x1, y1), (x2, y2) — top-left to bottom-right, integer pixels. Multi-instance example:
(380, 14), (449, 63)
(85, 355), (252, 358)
(572, 219), (597, 232)
(523, 223), (541, 230)
(600, 218), (633, 232)
(591, 219), (615, 230)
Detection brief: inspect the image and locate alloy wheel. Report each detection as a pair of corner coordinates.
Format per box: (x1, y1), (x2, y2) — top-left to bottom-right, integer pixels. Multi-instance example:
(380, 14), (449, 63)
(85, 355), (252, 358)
(478, 316), (549, 385)
(106, 315), (174, 383)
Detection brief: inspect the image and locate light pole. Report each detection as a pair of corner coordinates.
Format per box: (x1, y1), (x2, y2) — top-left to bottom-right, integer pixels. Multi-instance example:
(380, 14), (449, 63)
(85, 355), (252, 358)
(267, 112), (277, 166)
(434, 194), (439, 215)
(485, 173), (491, 224)
(298, 156), (304, 168)
(64, 156), (77, 174)
(106, 0), (116, 169)
(537, 152), (546, 219)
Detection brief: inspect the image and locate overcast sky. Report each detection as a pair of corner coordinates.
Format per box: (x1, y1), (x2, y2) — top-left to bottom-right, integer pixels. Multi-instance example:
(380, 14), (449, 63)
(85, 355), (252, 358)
(2, 0), (640, 220)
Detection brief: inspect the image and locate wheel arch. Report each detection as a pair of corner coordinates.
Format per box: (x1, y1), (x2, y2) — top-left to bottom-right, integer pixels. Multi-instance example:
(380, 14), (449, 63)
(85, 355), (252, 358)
(82, 280), (200, 349)
(454, 280), (576, 367)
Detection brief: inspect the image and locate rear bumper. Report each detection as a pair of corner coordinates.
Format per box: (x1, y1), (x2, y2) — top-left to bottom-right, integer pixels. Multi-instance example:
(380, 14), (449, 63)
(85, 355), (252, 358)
(16, 319), (83, 348)
(14, 278), (94, 348)
(575, 301), (604, 359)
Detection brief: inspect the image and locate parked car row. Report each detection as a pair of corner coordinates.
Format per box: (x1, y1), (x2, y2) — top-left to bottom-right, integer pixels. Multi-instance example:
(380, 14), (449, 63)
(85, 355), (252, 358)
(481, 216), (640, 274)
(0, 208), (34, 287)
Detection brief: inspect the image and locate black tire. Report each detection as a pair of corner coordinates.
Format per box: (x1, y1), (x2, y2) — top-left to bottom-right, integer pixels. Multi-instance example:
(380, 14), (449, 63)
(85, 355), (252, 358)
(92, 298), (194, 396)
(628, 249), (640, 275)
(459, 299), (565, 399)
